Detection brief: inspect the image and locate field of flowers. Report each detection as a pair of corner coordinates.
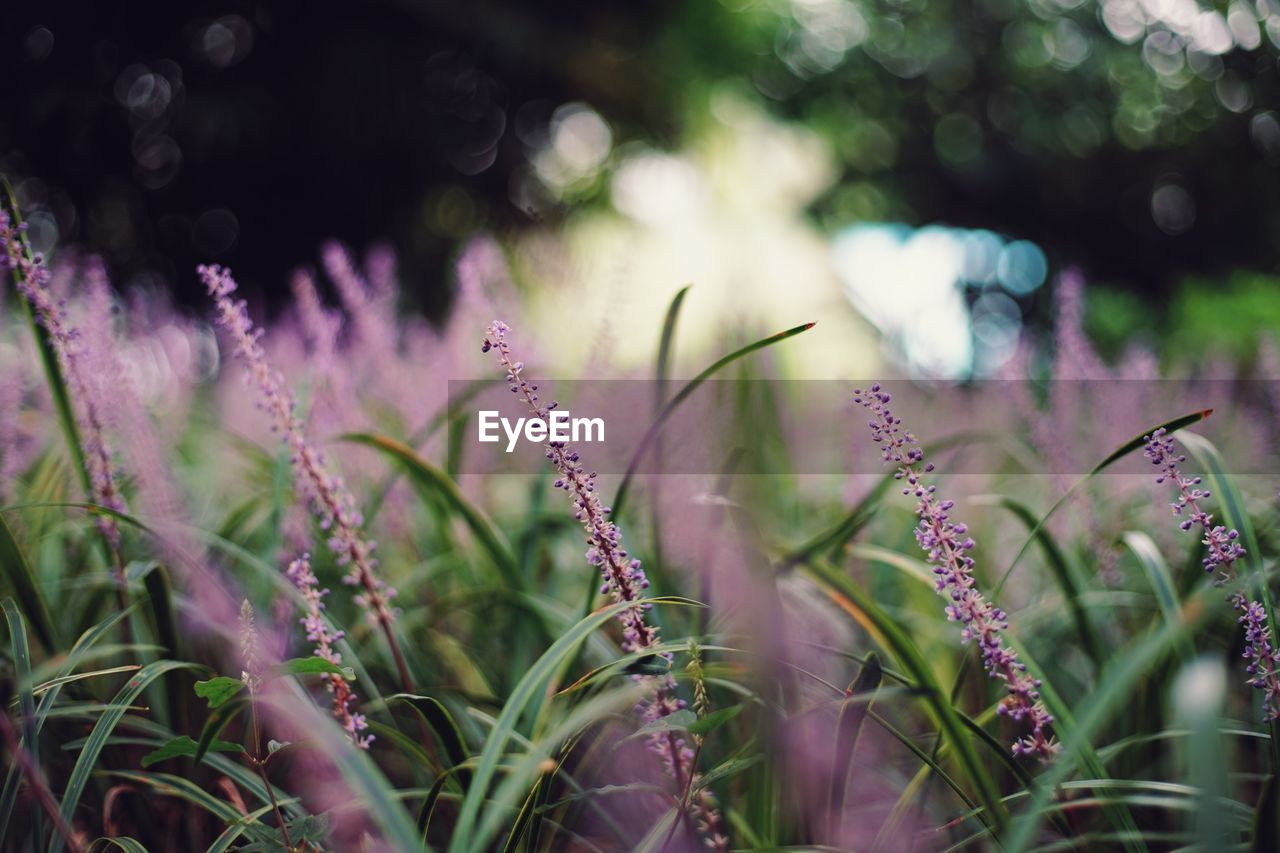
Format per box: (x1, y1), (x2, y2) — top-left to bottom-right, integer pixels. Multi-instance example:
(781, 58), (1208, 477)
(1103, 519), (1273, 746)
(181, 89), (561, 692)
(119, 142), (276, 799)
(2, 175), (1280, 853)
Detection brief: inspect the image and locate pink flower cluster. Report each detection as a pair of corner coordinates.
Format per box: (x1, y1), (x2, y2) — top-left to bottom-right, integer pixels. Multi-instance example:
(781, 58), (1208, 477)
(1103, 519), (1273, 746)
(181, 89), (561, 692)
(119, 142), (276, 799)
(287, 554), (372, 749)
(854, 384), (1059, 760)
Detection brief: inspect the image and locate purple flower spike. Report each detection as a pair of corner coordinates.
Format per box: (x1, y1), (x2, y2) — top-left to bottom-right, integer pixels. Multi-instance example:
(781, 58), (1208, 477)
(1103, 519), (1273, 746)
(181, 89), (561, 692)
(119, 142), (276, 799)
(1142, 427), (1280, 720)
(854, 384), (1059, 761)
(482, 321), (728, 851)
(287, 554), (371, 749)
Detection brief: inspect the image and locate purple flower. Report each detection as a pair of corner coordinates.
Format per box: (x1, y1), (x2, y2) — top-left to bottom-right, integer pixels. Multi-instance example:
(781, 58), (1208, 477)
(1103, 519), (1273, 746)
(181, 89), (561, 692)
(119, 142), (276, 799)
(1142, 426), (1280, 719)
(287, 554), (371, 749)
(482, 320), (728, 851)
(201, 263), (414, 693)
(854, 383), (1059, 761)
(1142, 428), (1245, 578)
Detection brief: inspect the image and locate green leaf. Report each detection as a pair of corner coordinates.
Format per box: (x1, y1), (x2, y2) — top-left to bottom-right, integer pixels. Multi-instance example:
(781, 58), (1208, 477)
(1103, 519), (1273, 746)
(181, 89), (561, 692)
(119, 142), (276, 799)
(194, 676), (246, 709)
(688, 705), (742, 736)
(611, 320), (817, 517)
(141, 735), (244, 767)
(270, 656), (354, 681)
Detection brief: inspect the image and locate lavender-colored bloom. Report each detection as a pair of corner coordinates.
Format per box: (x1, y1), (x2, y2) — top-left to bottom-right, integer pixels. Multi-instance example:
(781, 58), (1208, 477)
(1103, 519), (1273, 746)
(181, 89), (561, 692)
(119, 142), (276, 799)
(853, 384), (1059, 761)
(1142, 426), (1280, 719)
(0, 207), (126, 550)
(287, 554), (372, 749)
(201, 263), (413, 691)
(482, 320), (728, 851)
(322, 240), (395, 357)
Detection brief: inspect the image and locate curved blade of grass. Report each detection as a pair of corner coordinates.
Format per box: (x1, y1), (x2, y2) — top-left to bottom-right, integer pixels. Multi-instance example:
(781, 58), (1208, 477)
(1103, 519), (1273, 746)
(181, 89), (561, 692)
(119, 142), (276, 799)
(1123, 532), (1193, 663)
(447, 596), (703, 853)
(51, 660), (201, 853)
(611, 321), (817, 518)
(993, 408), (1212, 600)
(801, 559), (1007, 838)
(827, 652), (881, 828)
(655, 285), (691, 394)
(341, 432), (518, 586)
(389, 694), (471, 788)
(976, 495), (1104, 670)
(0, 515), (56, 651)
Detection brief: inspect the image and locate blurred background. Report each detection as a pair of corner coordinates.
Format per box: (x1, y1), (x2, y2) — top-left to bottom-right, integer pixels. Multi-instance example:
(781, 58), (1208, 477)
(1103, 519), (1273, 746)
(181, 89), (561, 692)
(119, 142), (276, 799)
(3, 0), (1280, 377)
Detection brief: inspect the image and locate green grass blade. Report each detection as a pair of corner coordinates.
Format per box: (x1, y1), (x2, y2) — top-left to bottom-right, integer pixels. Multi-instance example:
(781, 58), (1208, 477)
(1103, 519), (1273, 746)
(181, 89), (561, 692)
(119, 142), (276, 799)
(447, 596), (702, 853)
(655, 285), (691, 392)
(611, 321), (816, 517)
(51, 660), (201, 853)
(1, 599), (42, 847)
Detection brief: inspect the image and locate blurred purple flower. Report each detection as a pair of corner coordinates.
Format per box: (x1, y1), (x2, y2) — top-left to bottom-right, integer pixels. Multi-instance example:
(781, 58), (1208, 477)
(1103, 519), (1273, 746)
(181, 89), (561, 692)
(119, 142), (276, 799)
(854, 383), (1059, 761)
(201, 263), (414, 692)
(0, 209), (126, 552)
